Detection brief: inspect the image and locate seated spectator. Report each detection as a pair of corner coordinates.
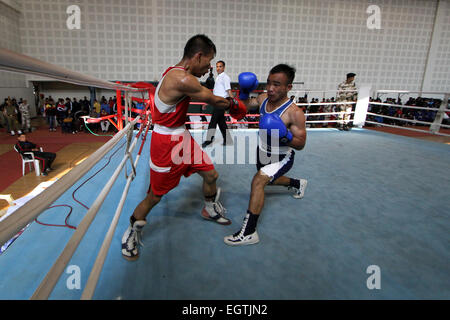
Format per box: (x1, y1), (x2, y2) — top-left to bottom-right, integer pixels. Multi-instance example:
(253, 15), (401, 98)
(93, 99), (101, 114)
(62, 114), (74, 134)
(15, 134), (56, 176)
(100, 109), (110, 132)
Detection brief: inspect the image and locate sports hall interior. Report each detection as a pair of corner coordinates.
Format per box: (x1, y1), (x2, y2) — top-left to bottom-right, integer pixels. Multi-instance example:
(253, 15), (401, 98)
(0, 0), (449, 300)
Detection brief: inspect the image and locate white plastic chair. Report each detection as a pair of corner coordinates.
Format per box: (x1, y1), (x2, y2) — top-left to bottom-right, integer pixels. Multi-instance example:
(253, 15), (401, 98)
(14, 145), (42, 176)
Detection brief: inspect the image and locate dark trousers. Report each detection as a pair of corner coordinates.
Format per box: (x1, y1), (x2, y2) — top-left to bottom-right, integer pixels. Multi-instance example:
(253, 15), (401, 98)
(33, 151), (56, 170)
(205, 108), (232, 143)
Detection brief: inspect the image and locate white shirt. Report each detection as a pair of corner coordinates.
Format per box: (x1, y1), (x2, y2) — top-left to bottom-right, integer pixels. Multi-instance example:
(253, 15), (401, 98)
(213, 72), (231, 98)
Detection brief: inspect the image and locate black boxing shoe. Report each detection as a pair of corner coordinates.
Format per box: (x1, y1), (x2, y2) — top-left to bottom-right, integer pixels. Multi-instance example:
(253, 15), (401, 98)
(224, 214), (259, 246)
(121, 217), (146, 261)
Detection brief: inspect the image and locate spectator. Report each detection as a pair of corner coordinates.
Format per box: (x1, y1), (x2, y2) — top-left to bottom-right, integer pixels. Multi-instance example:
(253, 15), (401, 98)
(44, 98), (57, 131)
(4, 98), (22, 135)
(93, 99), (101, 114)
(100, 109), (110, 132)
(15, 134), (56, 176)
(0, 98), (9, 131)
(71, 97), (81, 115)
(56, 98), (68, 128)
(19, 99), (32, 133)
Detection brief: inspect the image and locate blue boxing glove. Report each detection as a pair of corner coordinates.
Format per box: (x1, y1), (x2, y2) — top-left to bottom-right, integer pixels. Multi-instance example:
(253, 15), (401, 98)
(259, 113), (293, 145)
(238, 72), (259, 100)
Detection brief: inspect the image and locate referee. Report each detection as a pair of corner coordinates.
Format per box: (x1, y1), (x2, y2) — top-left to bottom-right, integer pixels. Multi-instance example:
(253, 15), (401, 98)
(202, 60), (234, 147)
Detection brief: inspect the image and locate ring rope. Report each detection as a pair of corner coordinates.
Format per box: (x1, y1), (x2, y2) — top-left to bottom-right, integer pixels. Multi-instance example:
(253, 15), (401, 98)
(31, 116), (141, 300)
(366, 112), (441, 127)
(81, 116), (152, 300)
(368, 101), (443, 112)
(365, 120), (450, 137)
(0, 121), (137, 249)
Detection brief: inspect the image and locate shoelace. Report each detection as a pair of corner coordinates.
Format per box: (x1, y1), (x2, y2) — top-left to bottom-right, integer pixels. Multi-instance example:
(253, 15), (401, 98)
(288, 186), (300, 194)
(135, 228), (144, 247)
(126, 227), (144, 250)
(213, 201), (227, 217)
(233, 216), (249, 238)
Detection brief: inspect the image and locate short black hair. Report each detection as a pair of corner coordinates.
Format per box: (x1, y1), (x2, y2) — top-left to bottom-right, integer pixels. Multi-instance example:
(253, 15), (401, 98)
(269, 64), (296, 84)
(216, 60), (225, 67)
(183, 34), (216, 59)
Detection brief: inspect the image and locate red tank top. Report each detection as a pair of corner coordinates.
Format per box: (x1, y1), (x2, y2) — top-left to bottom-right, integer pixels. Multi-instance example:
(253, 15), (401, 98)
(152, 66), (191, 128)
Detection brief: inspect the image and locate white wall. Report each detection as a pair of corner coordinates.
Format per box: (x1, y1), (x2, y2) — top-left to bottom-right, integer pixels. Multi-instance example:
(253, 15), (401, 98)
(6, 0), (450, 95)
(421, 0), (450, 93)
(37, 82), (117, 102)
(0, 0), (35, 113)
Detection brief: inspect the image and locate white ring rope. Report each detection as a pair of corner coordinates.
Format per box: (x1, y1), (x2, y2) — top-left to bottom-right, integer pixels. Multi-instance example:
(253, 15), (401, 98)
(288, 90), (358, 93)
(0, 49), (149, 248)
(305, 111), (355, 117)
(81, 120), (150, 300)
(0, 122), (135, 247)
(296, 101), (356, 106)
(365, 120), (450, 137)
(31, 116), (141, 300)
(0, 49), (154, 300)
(366, 112), (442, 127)
(369, 101), (444, 112)
(0, 48), (137, 91)
(376, 90), (449, 95)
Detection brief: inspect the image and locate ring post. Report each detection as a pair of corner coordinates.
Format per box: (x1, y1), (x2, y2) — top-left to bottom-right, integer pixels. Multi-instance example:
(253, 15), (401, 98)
(353, 85), (371, 128)
(430, 93), (449, 134)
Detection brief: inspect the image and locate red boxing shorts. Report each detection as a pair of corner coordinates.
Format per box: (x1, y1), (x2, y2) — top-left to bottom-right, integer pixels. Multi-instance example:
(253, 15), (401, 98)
(148, 125), (214, 196)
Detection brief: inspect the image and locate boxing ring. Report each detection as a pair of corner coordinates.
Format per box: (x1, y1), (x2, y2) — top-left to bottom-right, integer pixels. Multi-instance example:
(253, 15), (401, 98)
(0, 49), (449, 300)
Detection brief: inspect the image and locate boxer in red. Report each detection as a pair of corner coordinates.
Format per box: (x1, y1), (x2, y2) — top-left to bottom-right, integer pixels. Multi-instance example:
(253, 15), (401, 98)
(122, 34), (246, 260)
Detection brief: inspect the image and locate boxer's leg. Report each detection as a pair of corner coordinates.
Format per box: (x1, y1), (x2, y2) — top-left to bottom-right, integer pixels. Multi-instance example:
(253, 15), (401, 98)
(248, 171), (271, 215)
(223, 171), (269, 246)
(122, 187), (162, 261)
(198, 169), (231, 225)
(132, 187), (162, 221)
(271, 176), (308, 199)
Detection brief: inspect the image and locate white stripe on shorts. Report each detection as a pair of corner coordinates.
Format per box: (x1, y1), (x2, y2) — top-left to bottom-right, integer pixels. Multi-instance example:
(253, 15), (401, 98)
(260, 150), (293, 181)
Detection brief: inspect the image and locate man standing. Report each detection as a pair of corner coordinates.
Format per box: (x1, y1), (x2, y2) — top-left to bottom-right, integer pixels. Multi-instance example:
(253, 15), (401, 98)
(202, 60), (234, 147)
(224, 64), (308, 246)
(336, 72), (357, 131)
(19, 99), (32, 133)
(121, 34), (247, 260)
(4, 99), (21, 136)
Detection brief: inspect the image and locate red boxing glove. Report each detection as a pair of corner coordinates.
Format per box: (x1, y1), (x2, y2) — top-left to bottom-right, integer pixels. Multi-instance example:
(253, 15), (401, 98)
(227, 97), (247, 120)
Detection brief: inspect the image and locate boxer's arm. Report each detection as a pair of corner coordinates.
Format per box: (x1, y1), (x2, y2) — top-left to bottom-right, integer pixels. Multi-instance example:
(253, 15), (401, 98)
(179, 74), (230, 110)
(242, 92), (266, 111)
(287, 106), (307, 150)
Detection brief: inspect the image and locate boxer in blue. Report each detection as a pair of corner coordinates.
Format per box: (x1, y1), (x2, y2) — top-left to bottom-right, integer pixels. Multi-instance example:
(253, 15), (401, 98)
(224, 64), (307, 246)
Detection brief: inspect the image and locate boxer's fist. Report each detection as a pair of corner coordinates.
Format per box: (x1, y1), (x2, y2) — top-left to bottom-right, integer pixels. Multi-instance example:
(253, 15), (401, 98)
(259, 113), (293, 145)
(227, 97), (247, 120)
(238, 72), (259, 100)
